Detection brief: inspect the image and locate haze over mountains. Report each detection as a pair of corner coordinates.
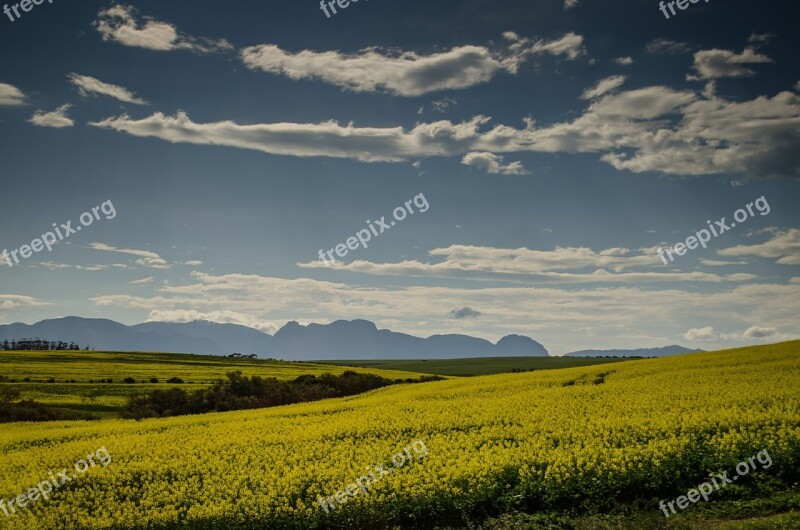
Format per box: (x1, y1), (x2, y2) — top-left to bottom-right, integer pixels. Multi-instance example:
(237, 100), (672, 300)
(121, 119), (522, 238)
(0, 317), (700, 360)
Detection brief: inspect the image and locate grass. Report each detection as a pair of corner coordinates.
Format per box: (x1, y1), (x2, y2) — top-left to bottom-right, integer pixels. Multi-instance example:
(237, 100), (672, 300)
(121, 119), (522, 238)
(0, 349), (435, 416)
(317, 356), (639, 377)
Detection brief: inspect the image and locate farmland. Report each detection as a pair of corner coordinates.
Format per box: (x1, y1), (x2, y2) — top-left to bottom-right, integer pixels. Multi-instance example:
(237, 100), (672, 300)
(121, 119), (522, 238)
(0, 350), (433, 417)
(319, 355), (638, 377)
(0, 341), (798, 528)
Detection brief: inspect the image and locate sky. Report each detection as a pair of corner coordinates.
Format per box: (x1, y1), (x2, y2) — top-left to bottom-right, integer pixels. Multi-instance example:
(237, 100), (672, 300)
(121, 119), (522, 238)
(1, 0), (799, 355)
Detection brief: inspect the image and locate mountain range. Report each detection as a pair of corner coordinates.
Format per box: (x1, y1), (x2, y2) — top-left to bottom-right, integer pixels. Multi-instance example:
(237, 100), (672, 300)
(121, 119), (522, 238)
(0, 317), (701, 360)
(0, 317), (550, 360)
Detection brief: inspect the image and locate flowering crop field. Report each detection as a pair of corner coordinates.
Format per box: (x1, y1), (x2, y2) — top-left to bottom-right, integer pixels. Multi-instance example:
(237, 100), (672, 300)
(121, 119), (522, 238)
(1, 341), (799, 529)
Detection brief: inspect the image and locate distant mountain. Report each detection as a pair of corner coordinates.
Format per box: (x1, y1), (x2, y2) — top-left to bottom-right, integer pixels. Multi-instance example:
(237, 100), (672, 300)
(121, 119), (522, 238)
(564, 345), (704, 357)
(0, 317), (550, 360)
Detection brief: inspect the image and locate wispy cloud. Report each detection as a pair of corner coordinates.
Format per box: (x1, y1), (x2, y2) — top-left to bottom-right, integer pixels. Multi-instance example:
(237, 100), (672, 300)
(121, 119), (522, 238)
(240, 32), (585, 96)
(580, 75), (626, 99)
(93, 4), (232, 54)
(89, 242), (170, 268)
(718, 229), (800, 265)
(68, 73), (147, 105)
(298, 244), (758, 284)
(91, 79), (800, 179)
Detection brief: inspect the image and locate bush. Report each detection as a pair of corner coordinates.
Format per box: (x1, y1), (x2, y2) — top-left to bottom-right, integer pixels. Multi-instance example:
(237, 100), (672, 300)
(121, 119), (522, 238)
(123, 377), (136, 384)
(167, 377), (184, 384)
(149, 377), (159, 383)
(123, 370), (434, 420)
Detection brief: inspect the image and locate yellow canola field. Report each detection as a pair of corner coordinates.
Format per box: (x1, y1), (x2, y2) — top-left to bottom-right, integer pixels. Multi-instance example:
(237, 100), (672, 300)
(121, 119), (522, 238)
(1, 342), (799, 529)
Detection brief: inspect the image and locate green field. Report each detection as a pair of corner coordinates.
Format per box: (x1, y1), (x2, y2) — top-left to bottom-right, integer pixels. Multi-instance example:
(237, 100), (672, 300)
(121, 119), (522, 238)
(0, 350), (434, 417)
(317, 355), (638, 376)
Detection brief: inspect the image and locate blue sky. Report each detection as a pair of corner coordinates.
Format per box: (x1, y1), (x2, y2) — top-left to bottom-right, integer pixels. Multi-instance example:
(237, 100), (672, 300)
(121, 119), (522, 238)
(1, 0), (798, 354)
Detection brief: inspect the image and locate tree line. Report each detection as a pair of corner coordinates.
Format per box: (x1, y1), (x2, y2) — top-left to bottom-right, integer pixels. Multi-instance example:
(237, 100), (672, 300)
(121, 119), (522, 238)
(122, 370), (444, 419)
(1, 338), (88, 351)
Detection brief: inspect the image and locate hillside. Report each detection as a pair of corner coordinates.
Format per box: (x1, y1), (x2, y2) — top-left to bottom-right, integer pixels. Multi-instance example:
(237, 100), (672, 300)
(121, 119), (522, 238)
(0, 341), (798, 529)
(0, 349), (432, 417)
(319, 355), (636, 376)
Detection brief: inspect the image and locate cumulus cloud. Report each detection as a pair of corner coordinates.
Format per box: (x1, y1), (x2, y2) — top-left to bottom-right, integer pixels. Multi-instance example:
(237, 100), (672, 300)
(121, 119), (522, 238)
(461, 151), (529, 175)
(614, 56), (634, 66)
(93, 4), (232, 53)
(89, 242), (170, 269)
(743, 325), (777, 338)
(688, 47), (773, 80)
(580, 75), (626, 99)
(452, 307), (482, 319)
(683, 326), (715, 341)
(68, 73), (147, 105)
(28, 104), (75, 128)
(240, 32), (585, 96)
(0, 83), (27, 106)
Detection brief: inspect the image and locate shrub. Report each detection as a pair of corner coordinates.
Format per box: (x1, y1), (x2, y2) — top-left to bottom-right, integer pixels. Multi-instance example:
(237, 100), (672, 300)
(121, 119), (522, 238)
(167, 377), (184, 384)
(150, 377), (159, 383)
(123, 377), (136, 384)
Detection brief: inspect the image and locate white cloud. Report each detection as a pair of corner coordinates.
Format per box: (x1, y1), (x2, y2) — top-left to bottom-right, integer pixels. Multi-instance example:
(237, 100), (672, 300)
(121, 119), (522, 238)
(89, 272), (800, 354)
(718, 229), (800, 265)
(564, 0), (579, 9)
(700, 259), (748, 266)
(688, 47), (772, 80)
(89, 242), (170, 268)
(0, 294), (51, 310)
(131, 276), (154, 284)
(184, 260), (203, 266)
(76, 264), (108, 271)
(580, 75), (626, 99)
(39, 261), (72, 270)
(93, 4), (232, 54)
(68, 73), (147, 105)
(240, 32), (585, 96)
(743, 325), (777, 338)
(683, 326), (715, 341)
(146, 309), (278, 334)
(614, 56), (634, 66)
(298, 244), (757, 284)
(28, 104), (75, 128)
(461, 151), (529, 175)
(90, 82), (800, 178)
(0, 83), (27, 106)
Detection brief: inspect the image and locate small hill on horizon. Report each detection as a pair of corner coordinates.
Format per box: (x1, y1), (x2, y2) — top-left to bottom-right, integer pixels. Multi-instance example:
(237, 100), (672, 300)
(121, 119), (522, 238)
(564, 345), (705, 357)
